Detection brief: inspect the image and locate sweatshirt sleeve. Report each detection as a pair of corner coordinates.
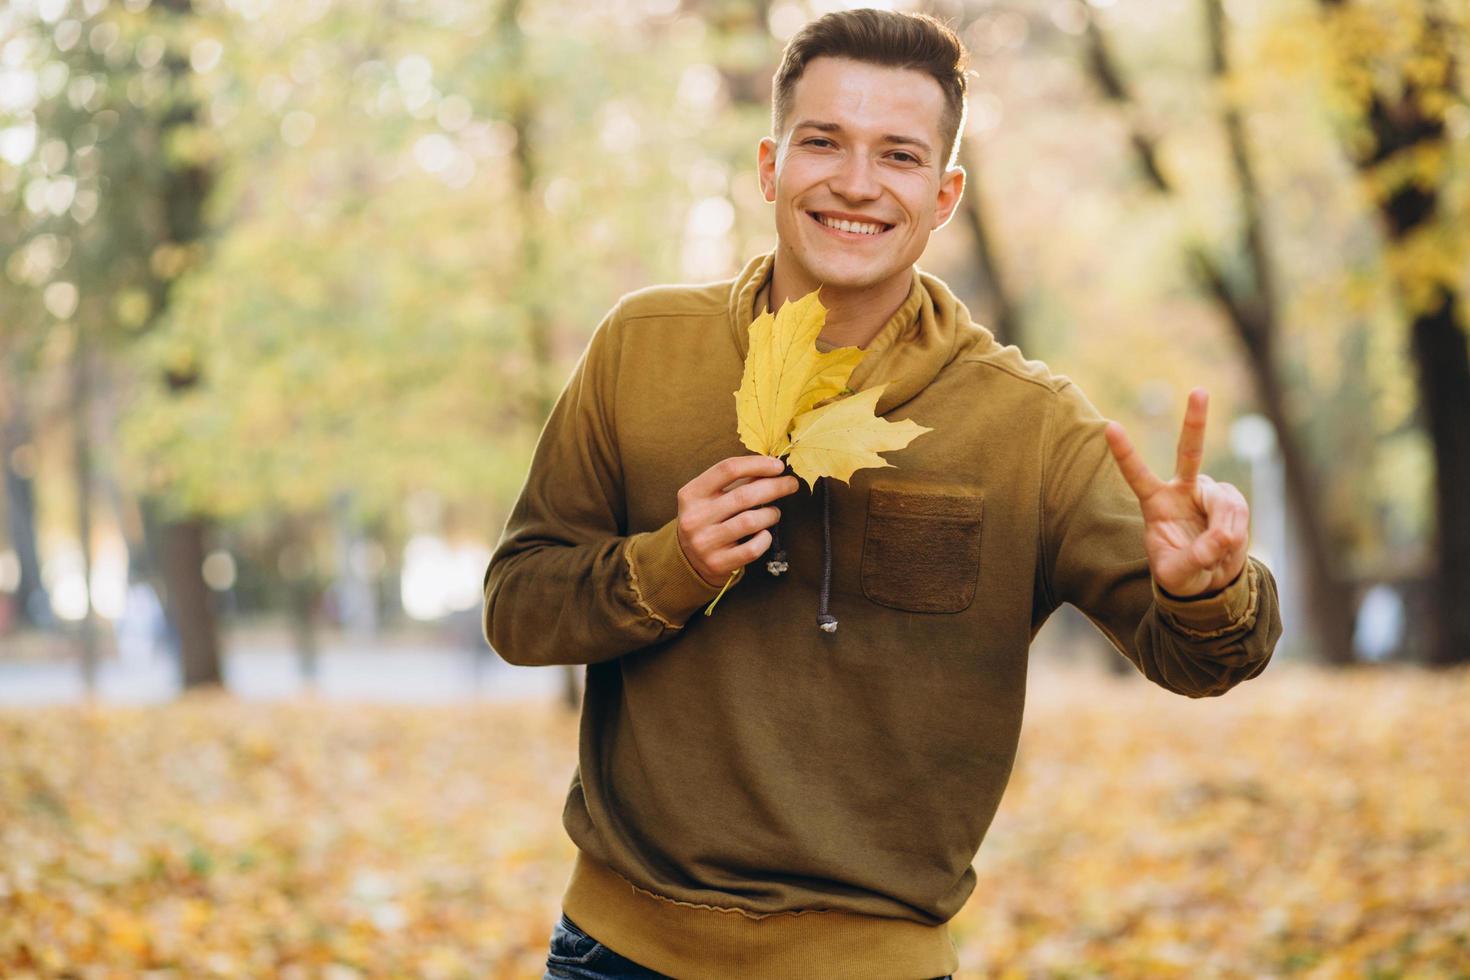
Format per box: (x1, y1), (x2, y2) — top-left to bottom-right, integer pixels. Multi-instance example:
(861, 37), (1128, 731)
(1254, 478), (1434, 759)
(1038, 381), (1281, 697)
(481, 302), (743, 667)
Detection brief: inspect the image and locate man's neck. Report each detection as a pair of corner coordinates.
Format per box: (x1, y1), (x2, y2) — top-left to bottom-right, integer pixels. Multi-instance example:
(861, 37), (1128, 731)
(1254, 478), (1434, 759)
(767, 248), (913, 350)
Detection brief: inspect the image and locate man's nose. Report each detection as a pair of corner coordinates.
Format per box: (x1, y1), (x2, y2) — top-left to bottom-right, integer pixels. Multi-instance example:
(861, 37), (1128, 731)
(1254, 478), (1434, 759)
(827, 153), (881, 202)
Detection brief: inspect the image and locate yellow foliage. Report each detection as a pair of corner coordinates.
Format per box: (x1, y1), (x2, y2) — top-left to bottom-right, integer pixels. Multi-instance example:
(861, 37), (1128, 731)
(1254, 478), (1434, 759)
(786, 383), (932, 491)
(734, 289), (866, 459)
(733, 288), (932, 489)
(1385, 220), (1468, 316)
(1364, 142), (1448, 203)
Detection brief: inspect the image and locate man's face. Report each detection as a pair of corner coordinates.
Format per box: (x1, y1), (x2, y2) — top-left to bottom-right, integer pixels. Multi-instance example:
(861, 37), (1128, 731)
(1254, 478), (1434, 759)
(758, 56), (965, 295)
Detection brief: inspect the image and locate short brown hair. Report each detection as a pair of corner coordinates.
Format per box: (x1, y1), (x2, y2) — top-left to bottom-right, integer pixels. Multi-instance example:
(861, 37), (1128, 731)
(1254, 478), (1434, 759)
(772, 9), (970, 169)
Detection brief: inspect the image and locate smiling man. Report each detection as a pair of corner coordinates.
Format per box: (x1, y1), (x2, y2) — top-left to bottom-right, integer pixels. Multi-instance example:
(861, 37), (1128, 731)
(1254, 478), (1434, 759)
(760, 50), (965, 350)
(484, 9), (1282, 980)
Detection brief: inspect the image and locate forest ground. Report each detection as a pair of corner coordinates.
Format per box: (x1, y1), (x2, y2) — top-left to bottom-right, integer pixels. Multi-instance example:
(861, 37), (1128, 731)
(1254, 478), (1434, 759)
(2, 660), (1466, 978)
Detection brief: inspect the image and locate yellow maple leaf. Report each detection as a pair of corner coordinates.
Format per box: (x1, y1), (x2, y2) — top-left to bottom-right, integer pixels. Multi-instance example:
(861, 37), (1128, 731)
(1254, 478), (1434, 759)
(735, 289), (866, 458)
(786, 383), (933, 490)
(707, 289), (932, 616)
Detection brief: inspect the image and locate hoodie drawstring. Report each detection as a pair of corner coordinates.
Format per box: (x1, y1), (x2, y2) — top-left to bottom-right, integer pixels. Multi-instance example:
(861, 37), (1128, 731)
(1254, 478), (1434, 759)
(766, 523), (789, 575)
(816, 476), (837, 632)
(765, 476), (837, 633)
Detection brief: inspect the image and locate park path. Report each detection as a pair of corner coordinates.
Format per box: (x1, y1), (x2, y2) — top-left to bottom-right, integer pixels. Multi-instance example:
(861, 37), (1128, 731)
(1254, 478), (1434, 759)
(0, 643), (559, 705)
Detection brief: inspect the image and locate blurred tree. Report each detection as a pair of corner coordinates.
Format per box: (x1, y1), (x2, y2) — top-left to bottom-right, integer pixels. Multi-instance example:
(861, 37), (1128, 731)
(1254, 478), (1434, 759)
(958, 142), (1024, 350)
(139, 0), (224, 689)
(1082, 0), (1357, 663)
(0, 371), (52, 631)
(0, 30), (57, 637)
(70, 262), (99, 686)
(116, 0), (746, 687)
(1, 0), (223, 684)
(1316, 0), (1469, 665)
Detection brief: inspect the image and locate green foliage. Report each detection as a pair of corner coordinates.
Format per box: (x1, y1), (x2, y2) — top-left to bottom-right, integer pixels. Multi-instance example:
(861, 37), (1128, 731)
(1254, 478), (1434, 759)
(97, 0), (772, 533)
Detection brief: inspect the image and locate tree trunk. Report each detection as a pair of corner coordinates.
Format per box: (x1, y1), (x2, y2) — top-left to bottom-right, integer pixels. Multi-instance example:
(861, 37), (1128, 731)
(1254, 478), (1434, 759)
(2, 403), (52, 629)
(288, 577), (321, 690)
(1214, 289), (1356, 663)
(1317, 0), (1469, 664)
(148, 0), (223, 686)
(958, 144), (1023, 350)
(1410, 291), (1470, 664)
(71, 325), (100, 691)
(161, 516), (221, 688)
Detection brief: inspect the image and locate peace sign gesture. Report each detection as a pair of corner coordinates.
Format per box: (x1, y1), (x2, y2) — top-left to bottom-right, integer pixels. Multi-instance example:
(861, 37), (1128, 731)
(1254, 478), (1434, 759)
(1103, 388), (1250, 599)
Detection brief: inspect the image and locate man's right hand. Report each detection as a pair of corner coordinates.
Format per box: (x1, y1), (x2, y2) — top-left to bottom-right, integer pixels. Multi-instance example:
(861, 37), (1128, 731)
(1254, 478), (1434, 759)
(677, 455), (801, 587)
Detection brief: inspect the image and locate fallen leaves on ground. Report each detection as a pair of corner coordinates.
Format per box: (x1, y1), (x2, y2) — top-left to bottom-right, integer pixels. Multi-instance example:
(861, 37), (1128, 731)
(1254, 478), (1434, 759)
(0, 693), (580, 980)
(957, 664), (1470, 978)
(1, 664), (1466, 978)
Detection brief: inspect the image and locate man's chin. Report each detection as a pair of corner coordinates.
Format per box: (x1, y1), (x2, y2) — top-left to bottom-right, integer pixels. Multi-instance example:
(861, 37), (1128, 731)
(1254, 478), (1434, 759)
(803, 260), (898, 292)
(785, 246), (883, 285)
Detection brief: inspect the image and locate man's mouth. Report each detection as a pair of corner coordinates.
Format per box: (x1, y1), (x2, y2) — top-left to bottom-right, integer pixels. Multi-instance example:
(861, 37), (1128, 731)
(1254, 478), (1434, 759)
(807, 211), (894, 238)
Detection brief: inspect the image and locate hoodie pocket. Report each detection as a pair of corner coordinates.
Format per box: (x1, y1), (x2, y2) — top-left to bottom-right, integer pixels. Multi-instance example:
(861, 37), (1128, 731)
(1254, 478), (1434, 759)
(861, 485), (984, 614)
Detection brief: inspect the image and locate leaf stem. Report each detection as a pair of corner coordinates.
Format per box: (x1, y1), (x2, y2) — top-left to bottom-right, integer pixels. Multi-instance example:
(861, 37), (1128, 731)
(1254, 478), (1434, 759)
(703, 571), (739, 616)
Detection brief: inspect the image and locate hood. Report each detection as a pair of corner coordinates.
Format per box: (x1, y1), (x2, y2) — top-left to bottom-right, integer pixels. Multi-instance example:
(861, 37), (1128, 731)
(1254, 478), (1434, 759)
(727, 251), (969, 417)
(725, 251), (970, 632)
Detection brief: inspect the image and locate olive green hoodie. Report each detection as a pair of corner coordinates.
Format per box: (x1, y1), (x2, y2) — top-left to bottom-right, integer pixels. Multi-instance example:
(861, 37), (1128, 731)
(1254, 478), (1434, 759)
(482, 251), (1281, 979)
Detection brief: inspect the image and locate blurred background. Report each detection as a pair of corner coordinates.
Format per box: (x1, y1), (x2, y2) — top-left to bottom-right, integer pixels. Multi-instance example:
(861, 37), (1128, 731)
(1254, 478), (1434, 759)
(1, 0), (1467, 976)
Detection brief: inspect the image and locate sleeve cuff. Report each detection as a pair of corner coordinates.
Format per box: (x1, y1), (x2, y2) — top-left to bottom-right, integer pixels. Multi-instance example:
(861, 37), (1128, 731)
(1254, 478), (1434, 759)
(1152, 559), (1260, 639)
(624, 518), (746, 630)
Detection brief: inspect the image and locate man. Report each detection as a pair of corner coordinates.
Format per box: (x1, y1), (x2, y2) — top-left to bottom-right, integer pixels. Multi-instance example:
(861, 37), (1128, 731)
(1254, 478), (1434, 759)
(483, 9), (1281, 980)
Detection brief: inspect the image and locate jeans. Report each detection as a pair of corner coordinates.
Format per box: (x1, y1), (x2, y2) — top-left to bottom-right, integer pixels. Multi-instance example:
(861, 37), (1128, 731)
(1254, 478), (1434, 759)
(543, 913), (668, 979)
(542, 911), (953, 980)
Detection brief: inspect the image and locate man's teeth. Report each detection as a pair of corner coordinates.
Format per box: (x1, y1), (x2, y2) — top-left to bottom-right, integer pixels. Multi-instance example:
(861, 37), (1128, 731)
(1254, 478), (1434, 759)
(817, 214), (885, 235)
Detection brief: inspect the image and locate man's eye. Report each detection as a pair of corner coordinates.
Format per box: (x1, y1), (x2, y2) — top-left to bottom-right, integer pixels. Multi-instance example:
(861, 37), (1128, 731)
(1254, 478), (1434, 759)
(803, 138), (834, 148)
(891, 152), (920, 164)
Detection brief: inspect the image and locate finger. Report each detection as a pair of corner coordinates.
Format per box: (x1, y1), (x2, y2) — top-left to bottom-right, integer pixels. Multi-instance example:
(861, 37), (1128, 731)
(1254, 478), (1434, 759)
(710, 527), (772, 573)
(1227, 502), (1251, 576)
(1104, 421), (1164, 501)
(688, 501), (779, 573)
(1203, 480), (1250, 554)
(708, 474), (799, 526)
(1190, 525), (1229, 569)
(686, 454), (785, 502)
(1210, 527), (1249, 585)
(1175, 388), (1208, 484)
(1229, 503), (1247, 549)
(709, 504), (782, 552)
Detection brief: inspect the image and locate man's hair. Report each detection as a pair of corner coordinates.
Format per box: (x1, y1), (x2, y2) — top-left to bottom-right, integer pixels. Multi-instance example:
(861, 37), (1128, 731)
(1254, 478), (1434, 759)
(771, 8), (970, 170)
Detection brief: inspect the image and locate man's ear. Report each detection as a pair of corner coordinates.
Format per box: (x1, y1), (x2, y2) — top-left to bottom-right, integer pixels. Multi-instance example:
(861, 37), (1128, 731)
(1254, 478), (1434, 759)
(757, 136), (779, 202)
(932, 165), (966, 230)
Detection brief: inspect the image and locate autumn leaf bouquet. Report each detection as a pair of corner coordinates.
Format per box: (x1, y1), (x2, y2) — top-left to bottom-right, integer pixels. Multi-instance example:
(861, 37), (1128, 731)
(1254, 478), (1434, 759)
(704, 288), (932, 614)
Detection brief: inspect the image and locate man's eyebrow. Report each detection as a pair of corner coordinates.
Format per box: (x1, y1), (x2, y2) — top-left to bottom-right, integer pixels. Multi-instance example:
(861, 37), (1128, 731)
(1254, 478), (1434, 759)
(791, 120), (932, 154)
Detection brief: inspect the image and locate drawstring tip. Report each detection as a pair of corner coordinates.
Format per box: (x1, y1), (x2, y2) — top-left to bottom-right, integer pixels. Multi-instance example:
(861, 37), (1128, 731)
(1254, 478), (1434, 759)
(816, 614), (838, 633)
(766, 549), (789, 576)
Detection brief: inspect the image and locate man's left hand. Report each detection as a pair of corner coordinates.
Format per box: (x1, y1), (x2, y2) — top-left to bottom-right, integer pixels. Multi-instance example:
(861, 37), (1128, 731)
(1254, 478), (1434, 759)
(1103, 387), (1250, 599)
